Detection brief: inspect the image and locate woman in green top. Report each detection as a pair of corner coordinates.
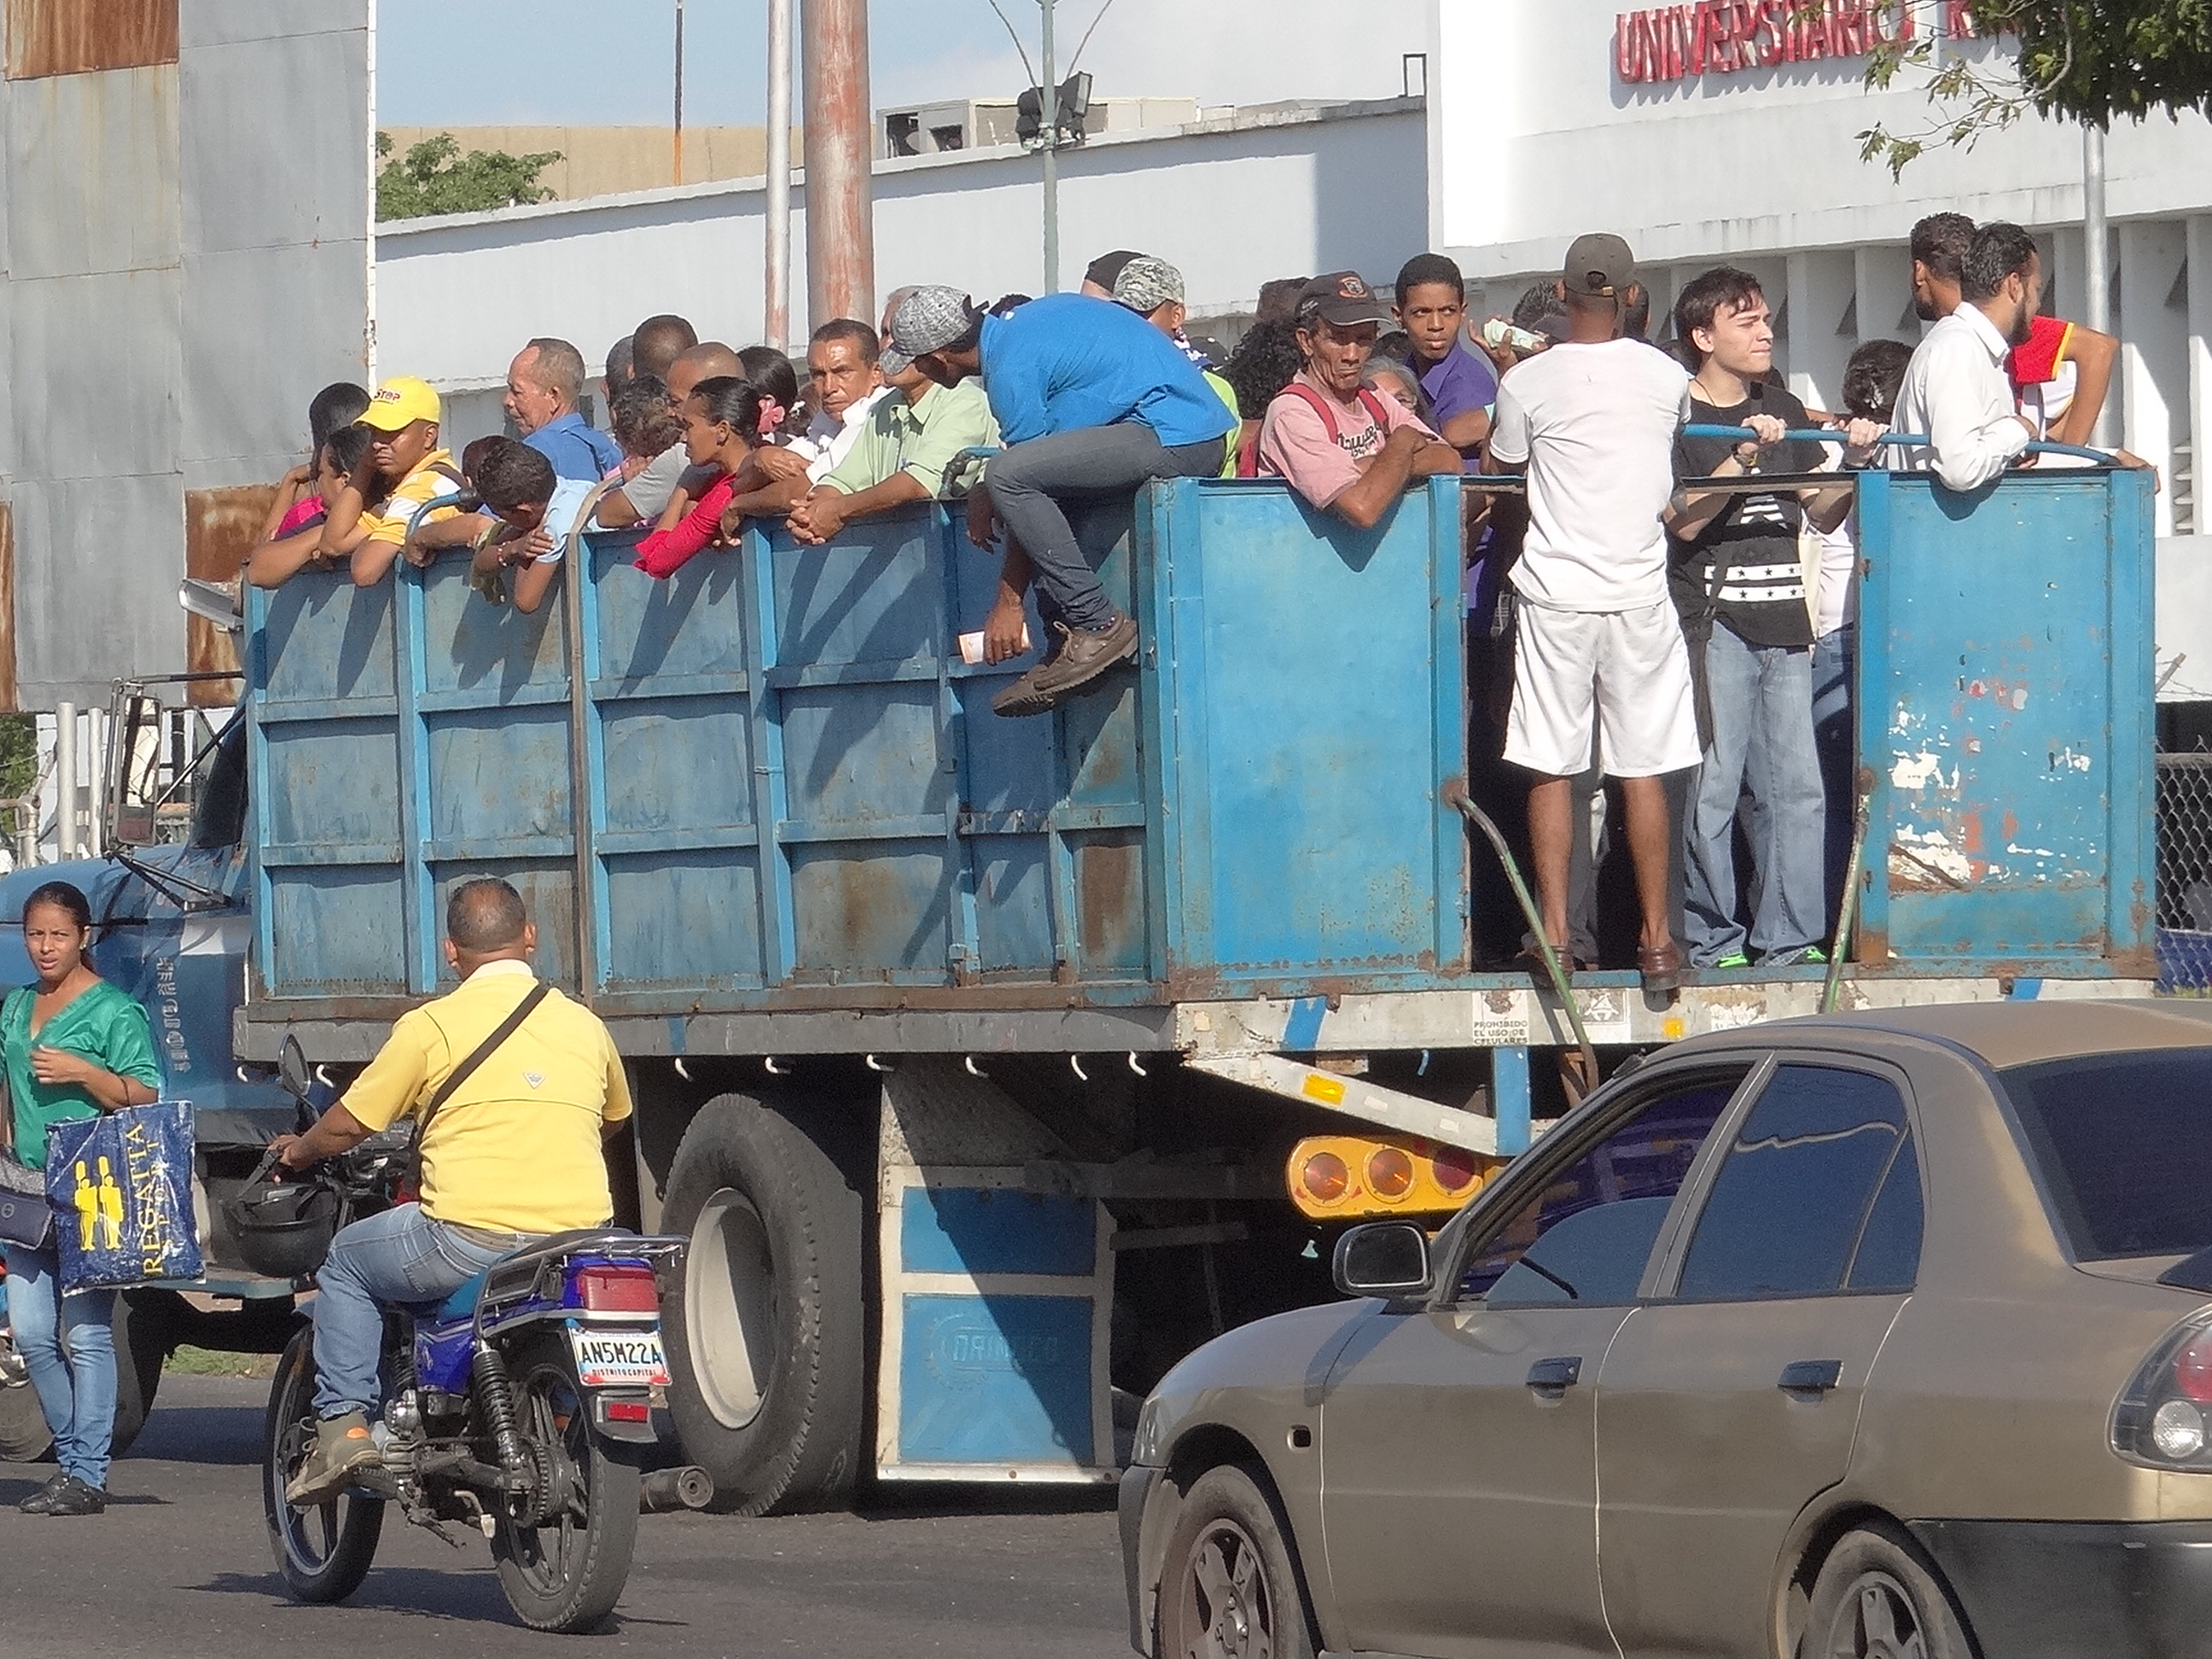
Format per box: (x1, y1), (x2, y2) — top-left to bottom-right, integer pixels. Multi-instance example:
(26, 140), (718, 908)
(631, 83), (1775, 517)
(3, 881), (160, 1516)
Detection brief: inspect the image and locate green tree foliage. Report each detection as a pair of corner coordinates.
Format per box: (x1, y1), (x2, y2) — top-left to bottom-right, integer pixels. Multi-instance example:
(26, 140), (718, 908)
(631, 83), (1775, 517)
(0, 716), (33, 804)
(1860, 0), (2212, 174)
(374, 131), (562, 221)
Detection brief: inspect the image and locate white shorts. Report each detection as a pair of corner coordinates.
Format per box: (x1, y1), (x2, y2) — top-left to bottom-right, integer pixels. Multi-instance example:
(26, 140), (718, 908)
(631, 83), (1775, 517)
(1504, 597), (1701, 778)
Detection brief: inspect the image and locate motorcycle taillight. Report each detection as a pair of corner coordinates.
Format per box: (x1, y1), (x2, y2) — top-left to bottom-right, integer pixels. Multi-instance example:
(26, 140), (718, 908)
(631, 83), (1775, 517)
(573, 1265), (660, 1313)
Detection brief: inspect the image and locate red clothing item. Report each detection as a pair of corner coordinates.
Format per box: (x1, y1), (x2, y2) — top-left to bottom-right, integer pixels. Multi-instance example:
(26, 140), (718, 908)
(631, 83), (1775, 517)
(634, 469), (734, 578)
(2008, 314), (2074, 391)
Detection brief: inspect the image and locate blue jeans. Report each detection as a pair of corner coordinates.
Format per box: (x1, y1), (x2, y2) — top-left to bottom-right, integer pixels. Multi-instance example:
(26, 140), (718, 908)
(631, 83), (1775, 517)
(985, 424), (1226, 634)
(3, 1244), (116, 1488)
(1812, 624), (1857, 929)
(1684, 624), (1826, 965)
(310, 1204), (512, 1420)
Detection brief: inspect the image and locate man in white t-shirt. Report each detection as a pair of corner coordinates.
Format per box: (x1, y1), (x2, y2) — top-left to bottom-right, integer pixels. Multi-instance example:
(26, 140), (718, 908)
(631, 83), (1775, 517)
(1484, 233), (1698, 993)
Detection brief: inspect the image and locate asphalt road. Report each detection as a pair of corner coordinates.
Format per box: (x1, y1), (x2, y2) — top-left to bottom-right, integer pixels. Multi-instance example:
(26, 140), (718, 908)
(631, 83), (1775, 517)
(0, 1374), (1133, 1658)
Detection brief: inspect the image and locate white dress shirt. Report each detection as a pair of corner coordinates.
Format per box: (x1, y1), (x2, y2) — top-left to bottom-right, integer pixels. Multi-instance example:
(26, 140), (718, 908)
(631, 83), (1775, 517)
(1891, 304), (2031, 492)
(802, 387), (892, 484)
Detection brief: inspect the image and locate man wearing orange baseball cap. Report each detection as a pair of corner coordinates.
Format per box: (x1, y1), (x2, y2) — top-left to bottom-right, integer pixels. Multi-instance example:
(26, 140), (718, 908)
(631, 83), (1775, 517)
(317, 375), (474, 587)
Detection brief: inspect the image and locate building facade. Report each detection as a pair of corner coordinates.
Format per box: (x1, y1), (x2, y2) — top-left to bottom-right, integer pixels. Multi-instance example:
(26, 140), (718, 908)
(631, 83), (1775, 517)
(1431, 0), (2212, 537)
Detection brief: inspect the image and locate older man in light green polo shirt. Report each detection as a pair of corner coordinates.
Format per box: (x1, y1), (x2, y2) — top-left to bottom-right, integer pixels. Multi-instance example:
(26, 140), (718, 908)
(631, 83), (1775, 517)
(788, 288), (1000, 547)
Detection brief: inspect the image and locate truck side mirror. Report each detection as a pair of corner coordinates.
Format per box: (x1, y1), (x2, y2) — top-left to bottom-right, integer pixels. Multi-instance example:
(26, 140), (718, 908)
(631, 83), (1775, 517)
(277, 1033), (311, 1102)
(105, 693), (168, 849)
(1332, 1221), (1434, 1300)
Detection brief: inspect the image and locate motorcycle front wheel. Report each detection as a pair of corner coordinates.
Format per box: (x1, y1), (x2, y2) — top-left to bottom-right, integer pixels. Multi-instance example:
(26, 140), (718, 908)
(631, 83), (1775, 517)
(488, 1333), (643, 1633)
(263, 1328), (384, 1604)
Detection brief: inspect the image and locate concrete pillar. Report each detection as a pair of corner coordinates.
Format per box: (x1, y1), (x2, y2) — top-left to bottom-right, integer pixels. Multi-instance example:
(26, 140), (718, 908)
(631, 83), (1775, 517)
(1786, 250), (1857, 415)
(2120, 219), (2188, 536)
(1854, 245), (1916, 346)
(2184, 216), (2212, 536)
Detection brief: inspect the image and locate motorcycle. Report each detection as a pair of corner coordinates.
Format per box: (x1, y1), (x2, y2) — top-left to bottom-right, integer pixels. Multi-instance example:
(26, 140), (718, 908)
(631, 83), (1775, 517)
(242, 1034), (703, 1633)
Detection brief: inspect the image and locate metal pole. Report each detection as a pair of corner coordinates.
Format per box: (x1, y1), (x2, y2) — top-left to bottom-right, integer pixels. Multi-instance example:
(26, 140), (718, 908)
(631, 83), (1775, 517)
(765, 0), (793, 352)
(672, 0), (686, 187)
(2082, 123), (2114, 447)
(800, 0), (876, 328)
(1040, 0), (1058, 294)
(54, 702), (73, 860)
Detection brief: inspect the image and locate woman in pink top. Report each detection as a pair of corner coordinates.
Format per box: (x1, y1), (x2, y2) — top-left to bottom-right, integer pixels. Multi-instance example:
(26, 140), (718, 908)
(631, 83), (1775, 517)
(635, 378), (770, 579)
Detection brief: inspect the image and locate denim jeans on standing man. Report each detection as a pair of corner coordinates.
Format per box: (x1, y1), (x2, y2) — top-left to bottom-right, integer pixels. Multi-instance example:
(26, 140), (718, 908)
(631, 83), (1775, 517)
(1811, 623), (1858, 929)
(309, 1203), (516, 1420)
(3, 1243), (116, 1489)
(984, 424), (1226, 635)
(1683, 623), (1827, 965)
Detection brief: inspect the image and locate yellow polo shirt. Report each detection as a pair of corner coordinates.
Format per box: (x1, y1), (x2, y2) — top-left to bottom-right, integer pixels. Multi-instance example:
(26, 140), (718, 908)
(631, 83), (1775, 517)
(358, 449), (466, 549)
(341, 962), (632, 1235)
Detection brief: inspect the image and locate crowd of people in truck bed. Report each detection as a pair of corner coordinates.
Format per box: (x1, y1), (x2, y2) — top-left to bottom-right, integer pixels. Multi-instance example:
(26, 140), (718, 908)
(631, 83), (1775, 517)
(241, 214), (2150, 991)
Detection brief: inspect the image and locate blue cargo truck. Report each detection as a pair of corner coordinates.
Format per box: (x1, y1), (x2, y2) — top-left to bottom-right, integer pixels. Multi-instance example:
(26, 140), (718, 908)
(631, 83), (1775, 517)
(0, 464), (2156, 1505)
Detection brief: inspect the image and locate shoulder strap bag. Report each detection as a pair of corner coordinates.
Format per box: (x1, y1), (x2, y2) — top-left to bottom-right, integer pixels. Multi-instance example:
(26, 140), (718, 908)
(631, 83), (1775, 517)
(0, 992), (51, 1249)
(405, 981), (553, 1191)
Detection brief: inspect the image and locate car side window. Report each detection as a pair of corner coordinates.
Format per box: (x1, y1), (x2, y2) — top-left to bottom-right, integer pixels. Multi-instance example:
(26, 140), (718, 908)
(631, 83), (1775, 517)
(1457, 1074), (1746, 1307)
(1674, 1064), (1923, 1301)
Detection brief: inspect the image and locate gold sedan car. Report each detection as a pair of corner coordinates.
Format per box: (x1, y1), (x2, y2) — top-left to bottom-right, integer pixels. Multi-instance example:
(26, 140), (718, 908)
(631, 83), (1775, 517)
(1121, 1003), (2212, 1659)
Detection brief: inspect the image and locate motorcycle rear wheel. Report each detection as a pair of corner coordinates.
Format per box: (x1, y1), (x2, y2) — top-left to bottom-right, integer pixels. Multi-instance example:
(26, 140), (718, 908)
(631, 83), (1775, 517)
(488, 1332), (642, 1633)
(262, 1328), (383, 1604)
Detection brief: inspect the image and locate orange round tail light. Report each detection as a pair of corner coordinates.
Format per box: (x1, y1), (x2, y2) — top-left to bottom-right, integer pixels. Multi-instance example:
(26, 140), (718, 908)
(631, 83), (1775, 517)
(1301, 1150), (1349, 1204)
(1366, 1147), (1415, 1201)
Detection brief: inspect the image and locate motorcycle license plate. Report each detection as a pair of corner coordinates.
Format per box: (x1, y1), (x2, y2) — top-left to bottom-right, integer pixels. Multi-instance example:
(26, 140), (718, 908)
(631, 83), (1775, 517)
(568, 1327), (670, 1388)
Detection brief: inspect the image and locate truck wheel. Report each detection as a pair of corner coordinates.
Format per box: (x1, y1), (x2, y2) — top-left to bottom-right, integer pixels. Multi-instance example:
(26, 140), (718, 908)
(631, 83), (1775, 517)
(0, 1366), (49, 1461)
(108, 1289), (175, 1458)
(661, 1091), (864, 1515)
(0, 1287), (171, 1462)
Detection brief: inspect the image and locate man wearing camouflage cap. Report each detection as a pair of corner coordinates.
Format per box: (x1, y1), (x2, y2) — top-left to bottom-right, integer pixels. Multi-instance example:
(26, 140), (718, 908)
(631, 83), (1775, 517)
(887, 282), (1235, 717)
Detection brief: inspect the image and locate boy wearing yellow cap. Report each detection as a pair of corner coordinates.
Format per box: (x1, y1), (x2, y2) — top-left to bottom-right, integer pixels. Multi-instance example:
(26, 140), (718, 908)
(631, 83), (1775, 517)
(318, 376), (475, 587)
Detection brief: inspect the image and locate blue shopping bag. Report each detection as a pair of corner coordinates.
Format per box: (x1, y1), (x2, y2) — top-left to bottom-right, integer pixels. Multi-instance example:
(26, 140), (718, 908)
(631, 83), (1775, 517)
(44, 1102), (204, 1291)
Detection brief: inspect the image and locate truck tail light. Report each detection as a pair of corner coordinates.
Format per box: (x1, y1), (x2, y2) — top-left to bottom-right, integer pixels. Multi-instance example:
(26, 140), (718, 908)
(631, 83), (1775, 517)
(574, 1265), (661, 1313)
(2113, 1312), (2212, 1467)
(1366, 1148), (1414, 1201)
(1301, 1151), (1349, 1204)
(1431, 1146), (1479, 1194)
(1286, 1136), (1504, 1220)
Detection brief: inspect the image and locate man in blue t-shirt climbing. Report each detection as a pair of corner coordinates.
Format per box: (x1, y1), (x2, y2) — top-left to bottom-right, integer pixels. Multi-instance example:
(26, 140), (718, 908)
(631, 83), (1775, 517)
(887, 286), (1235, 717)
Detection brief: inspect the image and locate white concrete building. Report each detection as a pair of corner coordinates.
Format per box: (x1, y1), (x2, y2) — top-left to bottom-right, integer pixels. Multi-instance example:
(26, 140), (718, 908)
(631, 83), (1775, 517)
(373, 0), (2212, 546)
(1432, 0), (2212, 537)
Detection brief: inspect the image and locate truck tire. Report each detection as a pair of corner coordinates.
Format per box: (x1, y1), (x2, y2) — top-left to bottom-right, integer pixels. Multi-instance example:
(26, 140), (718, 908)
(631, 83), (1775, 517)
(0, 1285), (170, 1462)
(661, 1090), (864, 1515)
(109, 1289), (175, 1458)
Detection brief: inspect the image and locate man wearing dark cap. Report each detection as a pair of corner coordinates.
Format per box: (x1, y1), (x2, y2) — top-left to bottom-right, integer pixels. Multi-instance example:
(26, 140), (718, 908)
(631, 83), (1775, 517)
(1081, 249), (1146, 298)
(888, 283), (1235, 716)
(1484, 233), (1698, 993)
(1256, 271), (1458, 527)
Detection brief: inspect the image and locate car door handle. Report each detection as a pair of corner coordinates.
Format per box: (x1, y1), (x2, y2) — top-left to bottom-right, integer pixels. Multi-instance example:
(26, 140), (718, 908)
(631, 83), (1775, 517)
(1778, 1359), (1843, 1395)
(1527, 1356), (1582, 1396)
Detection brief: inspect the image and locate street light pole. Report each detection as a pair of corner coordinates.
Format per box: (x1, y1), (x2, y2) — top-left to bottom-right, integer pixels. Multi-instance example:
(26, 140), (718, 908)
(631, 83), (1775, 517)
(2082, 122), (2114, 447)
(765, 0), (792, 351)
(672, 0), (686, 187)
(1039, 0), (1058, 293)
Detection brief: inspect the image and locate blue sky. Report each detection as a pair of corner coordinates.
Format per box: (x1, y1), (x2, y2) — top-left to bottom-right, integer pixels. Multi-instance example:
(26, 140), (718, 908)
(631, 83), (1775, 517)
(375, 0), (1432, 126)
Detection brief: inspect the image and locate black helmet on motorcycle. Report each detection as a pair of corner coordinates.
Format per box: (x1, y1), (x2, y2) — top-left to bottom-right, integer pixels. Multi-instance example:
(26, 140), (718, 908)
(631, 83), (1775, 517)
(223, 1158), (340, 1280)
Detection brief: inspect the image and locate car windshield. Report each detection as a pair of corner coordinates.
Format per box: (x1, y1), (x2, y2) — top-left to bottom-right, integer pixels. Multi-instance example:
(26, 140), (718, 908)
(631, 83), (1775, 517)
(2000, 1049), (2212, 1260)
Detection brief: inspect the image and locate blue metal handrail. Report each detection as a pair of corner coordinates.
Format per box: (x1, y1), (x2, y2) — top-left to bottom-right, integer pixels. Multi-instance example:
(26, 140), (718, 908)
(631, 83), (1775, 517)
(1680, 423), (2113, 465)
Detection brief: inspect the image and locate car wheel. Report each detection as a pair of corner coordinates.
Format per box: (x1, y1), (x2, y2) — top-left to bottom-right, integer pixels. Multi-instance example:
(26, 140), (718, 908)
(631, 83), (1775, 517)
(1156, 1464), (1315, 1659)
(1803, 1522), (1974, 1659)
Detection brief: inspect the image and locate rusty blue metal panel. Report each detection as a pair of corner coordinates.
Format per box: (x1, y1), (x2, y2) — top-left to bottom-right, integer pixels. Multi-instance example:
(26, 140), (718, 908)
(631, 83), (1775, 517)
(1142, 476), (1469, 993)
(1855, 467), (2156, 971)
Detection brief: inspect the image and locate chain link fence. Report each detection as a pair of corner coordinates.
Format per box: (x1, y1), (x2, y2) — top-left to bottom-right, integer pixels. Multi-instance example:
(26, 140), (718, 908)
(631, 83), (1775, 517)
(2157, 749), (2212, 989)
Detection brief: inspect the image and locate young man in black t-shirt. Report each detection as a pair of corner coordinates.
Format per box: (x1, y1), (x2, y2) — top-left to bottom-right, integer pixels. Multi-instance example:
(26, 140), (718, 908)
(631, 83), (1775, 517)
(1664, 268), (1877, 970)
